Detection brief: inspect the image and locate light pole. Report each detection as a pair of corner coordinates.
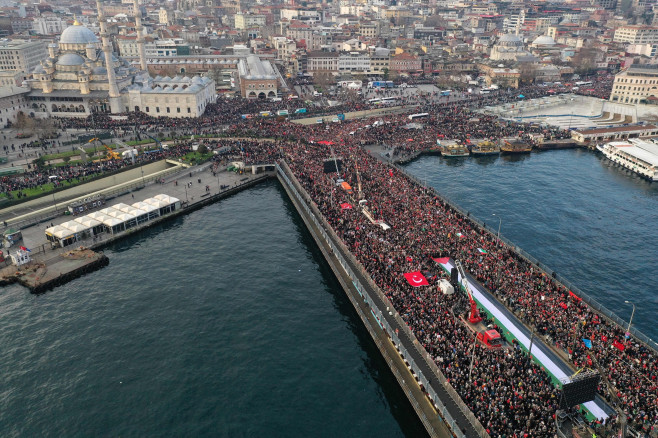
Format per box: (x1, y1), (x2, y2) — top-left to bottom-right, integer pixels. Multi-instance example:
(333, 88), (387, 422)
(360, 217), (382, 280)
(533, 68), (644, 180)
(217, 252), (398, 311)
(493, 213), (502, 245)
(624, 300), (635, 340)
(468, 332), (478, 382)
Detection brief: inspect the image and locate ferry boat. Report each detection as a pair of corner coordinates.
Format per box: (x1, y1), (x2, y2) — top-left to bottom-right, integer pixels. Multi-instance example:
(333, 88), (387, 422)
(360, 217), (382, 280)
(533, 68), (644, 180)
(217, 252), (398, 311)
(441, 143), (470, 157)
(500, 139), (532, 154)
(597, 140), (658, 181)
(471, 141), (500, 156)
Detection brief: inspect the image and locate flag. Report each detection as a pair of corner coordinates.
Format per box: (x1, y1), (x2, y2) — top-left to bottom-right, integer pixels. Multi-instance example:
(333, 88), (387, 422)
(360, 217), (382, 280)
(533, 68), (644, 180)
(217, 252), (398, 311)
(587, 355), (593, 366)
(456, 232), (464, 238)
(406, 256), (413, 262)
(404, 271), (429, 287)
(559, 302), (567, 309)
(432, 257), (450, 265)
(582, 338), (592, 349)
(340, 203), (352, 210)
(19, 246), (31, 252)
(612, 340), (625, 351)
(601, 334), (608, 343)
(625, 332), (630, 339)
(569, 291), (582, 302)
(477, 248), (487, 254)
(388, 169), (394, 177)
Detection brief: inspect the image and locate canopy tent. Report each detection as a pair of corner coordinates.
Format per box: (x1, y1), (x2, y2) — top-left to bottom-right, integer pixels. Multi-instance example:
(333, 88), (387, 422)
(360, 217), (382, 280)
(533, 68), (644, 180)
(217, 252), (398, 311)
(45, 225), (73, 239)
(59, 220), (89, 233)
(74, 216), (102, 228)
(111, 203), (132, 211)
(153, 194), (181, 205)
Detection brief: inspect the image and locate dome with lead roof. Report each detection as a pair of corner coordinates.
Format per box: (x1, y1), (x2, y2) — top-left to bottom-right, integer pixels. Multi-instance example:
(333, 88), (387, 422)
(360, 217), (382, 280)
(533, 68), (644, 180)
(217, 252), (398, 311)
(60, 22), (99, 45)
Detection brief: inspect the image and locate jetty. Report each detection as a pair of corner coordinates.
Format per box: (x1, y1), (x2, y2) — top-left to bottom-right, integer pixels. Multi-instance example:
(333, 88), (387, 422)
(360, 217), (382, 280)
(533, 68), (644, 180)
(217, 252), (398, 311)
(0, 160), (275, 294)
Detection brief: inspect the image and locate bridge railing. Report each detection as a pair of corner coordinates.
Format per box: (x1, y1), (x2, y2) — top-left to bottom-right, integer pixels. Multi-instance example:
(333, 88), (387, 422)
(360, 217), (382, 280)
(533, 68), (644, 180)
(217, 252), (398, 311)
(391, 163), (658, 354)
(277, 161), (490, 438)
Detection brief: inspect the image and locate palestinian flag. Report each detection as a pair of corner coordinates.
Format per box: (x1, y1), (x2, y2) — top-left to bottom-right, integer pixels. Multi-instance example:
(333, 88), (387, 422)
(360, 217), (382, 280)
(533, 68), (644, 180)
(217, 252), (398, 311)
(477, 248), (487, 254)
(456, 232), (463, 238)
(432, 257), (450, 265)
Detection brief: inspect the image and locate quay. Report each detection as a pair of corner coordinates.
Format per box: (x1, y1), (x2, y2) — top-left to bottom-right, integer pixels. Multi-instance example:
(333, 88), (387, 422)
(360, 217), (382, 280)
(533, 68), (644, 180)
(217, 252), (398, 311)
(0, 161), (275, 293)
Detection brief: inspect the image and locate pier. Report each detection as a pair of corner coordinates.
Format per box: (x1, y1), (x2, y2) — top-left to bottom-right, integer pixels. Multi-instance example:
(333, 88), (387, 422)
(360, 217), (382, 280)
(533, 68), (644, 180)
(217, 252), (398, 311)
(0, 160), (274, 293)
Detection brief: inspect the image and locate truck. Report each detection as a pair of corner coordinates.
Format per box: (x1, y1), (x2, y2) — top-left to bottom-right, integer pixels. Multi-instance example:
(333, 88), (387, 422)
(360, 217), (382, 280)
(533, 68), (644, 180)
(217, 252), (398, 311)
(477, 329), (503, 348)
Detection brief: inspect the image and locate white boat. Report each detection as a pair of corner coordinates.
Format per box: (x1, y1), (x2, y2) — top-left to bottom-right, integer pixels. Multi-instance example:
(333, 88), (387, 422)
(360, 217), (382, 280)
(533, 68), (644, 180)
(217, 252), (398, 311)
(597, 140), (658, 181)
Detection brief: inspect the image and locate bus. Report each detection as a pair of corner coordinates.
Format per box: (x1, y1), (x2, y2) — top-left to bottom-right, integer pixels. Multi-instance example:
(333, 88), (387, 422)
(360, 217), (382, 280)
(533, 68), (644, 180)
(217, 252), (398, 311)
(440, 90), (452, 96)
(408, 113), (429, 120)
(382, 97), (398, 104)
(368, 98), (382, 104)
(574, 81), (593, 87)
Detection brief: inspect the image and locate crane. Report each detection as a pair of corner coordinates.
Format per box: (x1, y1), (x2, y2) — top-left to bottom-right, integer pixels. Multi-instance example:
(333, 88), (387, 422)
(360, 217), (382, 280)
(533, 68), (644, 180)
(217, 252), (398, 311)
(454, 260), (482, 324)
(88, 137), (120, 160)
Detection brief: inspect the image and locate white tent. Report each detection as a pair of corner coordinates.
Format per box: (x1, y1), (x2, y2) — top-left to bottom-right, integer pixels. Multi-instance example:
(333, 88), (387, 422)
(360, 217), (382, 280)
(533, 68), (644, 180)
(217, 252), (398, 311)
(99, 216), (124, 227)
(154, 194), (180, 204)
(74, 216), (102, 228)
(112, 203), (132, 211)
(87, 212), (114, 222)
(45, 225), (72, 239)
(60, 220), (89, 233)
(144, 198), (171, 208)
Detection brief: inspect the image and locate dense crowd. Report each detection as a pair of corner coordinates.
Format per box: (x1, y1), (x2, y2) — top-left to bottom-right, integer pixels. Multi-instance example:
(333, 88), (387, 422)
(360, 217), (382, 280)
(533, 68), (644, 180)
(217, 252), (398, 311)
(279, 137), (656, 437)
(4, 78), (657, 437)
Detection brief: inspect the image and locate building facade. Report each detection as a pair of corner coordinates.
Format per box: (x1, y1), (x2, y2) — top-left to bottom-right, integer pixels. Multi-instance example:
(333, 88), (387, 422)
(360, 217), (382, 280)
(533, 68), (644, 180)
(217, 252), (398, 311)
(613, 26), (658, 44)
(609, 65), (658, 104)
(0, 40), (48, 74)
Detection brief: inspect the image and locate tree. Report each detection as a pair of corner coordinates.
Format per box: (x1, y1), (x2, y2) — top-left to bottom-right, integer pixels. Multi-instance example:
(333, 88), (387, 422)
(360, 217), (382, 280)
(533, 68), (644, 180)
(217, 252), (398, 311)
(383, 68), (390, 80)
(14, 112), (35, 132)
(571, 46), (599, 75)
(197, 144), (208, 155)
(519, 64), (538, 85)
(313, 72), (334, 91)
(424, 15), (447, 28)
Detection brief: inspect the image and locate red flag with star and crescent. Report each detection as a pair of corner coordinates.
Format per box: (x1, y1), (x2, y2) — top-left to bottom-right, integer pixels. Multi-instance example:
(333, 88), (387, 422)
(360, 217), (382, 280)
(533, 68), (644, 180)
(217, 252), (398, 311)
(404, 271), (429, 287)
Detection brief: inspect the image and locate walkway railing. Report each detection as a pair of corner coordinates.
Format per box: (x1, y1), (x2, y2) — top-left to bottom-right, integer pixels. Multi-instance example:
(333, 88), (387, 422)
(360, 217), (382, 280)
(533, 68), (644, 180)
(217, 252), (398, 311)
(277, 161), (490, 438)
(392, 163), (658, 354)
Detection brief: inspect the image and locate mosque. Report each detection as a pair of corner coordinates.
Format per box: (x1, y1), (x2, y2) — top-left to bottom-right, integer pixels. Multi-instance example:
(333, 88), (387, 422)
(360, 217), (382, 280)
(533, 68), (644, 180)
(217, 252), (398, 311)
(26, 0), (215, 118)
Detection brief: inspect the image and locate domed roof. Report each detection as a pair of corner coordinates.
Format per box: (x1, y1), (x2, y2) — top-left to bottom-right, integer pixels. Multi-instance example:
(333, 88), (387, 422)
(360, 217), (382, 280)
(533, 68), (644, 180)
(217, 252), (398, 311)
(498, 33), (522, 46)
(56, 53), (85, 66)
(532, 35), (556, 46)
(92, 66), (107, 75)
(60, 23), (99, 45)
(33, 64), (46, 74)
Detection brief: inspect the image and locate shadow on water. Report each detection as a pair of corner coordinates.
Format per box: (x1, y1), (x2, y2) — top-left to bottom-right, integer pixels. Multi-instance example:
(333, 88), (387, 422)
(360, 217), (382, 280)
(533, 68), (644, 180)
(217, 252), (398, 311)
(500, 153), (531, 163)
(440, 157), (468, 168)
(470, 155), (499, 166)
(275, 183), (430, 438)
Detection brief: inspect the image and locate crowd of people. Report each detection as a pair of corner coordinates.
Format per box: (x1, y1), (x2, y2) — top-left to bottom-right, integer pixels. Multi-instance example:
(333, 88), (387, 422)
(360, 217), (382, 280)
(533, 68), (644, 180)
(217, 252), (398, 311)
(2, 77), (655, 437)
(280, 134), (656, 437)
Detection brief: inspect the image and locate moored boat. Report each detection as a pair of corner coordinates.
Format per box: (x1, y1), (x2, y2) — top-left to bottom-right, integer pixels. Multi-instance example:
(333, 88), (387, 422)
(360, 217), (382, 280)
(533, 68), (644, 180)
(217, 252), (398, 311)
(597, 140), (658, 181)
(441, 142), (470, 157)
(500, 138), (532, 154)
(471, 140), (500, 156)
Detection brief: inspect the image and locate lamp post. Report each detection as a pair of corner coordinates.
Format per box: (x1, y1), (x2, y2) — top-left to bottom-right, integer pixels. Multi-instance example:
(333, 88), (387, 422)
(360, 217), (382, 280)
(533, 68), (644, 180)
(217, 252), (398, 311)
(468, 332), (478, 382)
(493, 213), (502, 245)
(624, 300), (635, 340)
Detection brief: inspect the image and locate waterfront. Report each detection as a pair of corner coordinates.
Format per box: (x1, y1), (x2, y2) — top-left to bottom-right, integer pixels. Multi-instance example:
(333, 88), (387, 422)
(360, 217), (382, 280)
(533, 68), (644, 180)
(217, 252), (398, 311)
(0, 181), (425, 437)
(404, 148), (658, 340)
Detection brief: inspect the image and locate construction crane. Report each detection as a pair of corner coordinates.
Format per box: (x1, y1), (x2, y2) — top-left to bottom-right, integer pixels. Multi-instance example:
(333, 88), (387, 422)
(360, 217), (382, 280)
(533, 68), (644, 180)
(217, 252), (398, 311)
(454, 260), (482, 324)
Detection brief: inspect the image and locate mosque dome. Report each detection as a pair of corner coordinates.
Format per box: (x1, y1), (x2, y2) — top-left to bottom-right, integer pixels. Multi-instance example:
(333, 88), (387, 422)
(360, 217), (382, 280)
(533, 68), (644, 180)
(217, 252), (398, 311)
(532, 35), (556, 46)
(497, 33), (523, 47)
(56, 53), (86, 66)
(60, 22), (99, 45)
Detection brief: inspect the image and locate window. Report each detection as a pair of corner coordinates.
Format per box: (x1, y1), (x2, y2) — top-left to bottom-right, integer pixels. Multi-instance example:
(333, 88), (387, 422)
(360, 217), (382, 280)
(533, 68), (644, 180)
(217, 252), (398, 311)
(166, 107), (170, 113)
(177, 107), (180, 113)
(187, 108), (191, 113)
(156, 106), (160, 113)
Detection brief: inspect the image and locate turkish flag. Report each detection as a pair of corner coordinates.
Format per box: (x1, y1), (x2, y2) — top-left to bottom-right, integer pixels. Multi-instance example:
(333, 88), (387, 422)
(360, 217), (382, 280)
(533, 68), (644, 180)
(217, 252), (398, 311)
(404, 271), (429, 287)
(389, 169), (394, 177)
(341, 203), (353, 210)
(432, 257), (450, 265)
(613, 340), (626, 351)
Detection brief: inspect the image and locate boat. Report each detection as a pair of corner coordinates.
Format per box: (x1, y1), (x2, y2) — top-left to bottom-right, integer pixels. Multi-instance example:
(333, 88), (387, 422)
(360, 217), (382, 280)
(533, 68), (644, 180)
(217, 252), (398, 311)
(500, 138), (532, 154)
(471, 140), (500, 156)
(597, 140), (658, 181)
(441, 142), (470, 157)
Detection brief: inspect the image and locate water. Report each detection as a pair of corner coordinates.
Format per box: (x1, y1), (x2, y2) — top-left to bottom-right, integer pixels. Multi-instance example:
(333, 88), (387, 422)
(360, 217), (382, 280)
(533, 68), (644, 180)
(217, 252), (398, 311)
(404, 149), (658, 341)
(0, 181), (425, 437)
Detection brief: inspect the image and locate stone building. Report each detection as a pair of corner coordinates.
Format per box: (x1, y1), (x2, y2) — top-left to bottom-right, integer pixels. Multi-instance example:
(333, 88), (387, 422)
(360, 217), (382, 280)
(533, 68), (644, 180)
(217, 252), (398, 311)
(609, 64), (658, 104)
(238, 55), (278, 99)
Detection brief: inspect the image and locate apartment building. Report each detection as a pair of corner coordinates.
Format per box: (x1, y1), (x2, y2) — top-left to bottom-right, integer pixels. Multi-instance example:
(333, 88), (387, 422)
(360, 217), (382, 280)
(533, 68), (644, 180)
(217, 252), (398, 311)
(613, 26), (658, 44)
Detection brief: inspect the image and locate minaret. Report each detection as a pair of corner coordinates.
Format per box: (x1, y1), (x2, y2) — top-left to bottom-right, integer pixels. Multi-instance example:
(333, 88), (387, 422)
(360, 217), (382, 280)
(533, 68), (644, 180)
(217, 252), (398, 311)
(96, 0), (123, 113)
(133, 0), (147, 71)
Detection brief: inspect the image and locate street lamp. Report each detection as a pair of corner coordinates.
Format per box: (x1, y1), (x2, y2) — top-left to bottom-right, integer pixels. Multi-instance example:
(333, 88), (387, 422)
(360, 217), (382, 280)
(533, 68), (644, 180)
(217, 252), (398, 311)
(492, 213), (502, 244)
(624, 300), (635, 340)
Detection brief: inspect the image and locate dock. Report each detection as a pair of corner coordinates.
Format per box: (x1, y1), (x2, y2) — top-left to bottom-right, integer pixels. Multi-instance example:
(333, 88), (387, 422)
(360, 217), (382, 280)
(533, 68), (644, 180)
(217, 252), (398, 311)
(0, 161), (275, 294)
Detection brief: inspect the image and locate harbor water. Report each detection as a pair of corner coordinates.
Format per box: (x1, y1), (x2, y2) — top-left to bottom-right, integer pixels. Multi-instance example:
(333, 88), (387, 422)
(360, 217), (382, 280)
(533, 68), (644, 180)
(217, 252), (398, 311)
(404, 148), (658, 341)
(0, 181), (424, 437)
